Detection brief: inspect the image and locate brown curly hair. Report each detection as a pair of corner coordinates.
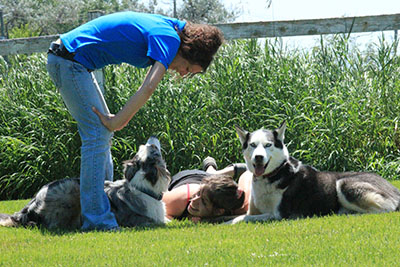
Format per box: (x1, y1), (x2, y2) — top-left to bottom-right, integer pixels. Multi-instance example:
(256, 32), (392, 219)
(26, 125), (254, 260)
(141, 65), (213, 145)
(178, 22), (224, 71)
(200, 174), (245, 216)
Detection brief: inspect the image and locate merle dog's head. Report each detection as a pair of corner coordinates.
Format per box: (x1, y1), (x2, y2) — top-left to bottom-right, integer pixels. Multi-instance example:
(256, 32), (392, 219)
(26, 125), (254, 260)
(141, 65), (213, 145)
(235, 122), (289, 177)
(123, 137), (171, 196)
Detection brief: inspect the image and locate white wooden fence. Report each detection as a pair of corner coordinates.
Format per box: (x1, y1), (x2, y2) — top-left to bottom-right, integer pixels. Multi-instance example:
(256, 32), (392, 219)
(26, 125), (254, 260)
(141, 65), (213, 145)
(215, 13), (400, 39)
(1, 13), (399, 56)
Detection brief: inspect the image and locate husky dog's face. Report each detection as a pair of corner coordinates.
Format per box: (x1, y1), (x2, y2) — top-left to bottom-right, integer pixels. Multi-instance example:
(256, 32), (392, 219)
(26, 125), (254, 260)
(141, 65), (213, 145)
(123, 137), (171, 195)
(235, 122), (289, 177)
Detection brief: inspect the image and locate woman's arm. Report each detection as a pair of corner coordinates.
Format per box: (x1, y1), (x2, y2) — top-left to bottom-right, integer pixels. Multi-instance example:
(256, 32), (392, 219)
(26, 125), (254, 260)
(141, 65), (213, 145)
(162, 184), (200, 219)
(233, 171), (252, 215)
(93, 61), (166, 131)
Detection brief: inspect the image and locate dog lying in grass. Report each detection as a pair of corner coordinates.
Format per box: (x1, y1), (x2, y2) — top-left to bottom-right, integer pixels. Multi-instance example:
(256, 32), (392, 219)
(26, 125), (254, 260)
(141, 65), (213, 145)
(228, 122), (400, 224)
(0, 136), (171, 230)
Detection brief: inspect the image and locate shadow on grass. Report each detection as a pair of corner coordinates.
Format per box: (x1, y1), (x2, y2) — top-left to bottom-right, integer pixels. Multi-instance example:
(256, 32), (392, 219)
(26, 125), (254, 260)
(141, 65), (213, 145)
(30, 218), (208, 236)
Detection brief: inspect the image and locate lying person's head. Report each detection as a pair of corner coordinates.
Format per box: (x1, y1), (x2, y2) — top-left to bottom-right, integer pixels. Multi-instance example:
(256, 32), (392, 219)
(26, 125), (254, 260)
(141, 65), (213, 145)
(187, 174), (245, 218)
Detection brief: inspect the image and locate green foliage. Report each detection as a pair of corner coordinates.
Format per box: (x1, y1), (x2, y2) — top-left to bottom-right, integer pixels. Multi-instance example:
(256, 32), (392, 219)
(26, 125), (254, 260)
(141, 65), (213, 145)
(1, 0), (86, 35)
(1, 182), (400, 265)
(8, 23), (40, 38)
(0, 0), (236, 37)
(177, 0), (238, 23)
(0, 0), (151, 36)
(1, 37), (400, 200)
(0, 55), (81, 199)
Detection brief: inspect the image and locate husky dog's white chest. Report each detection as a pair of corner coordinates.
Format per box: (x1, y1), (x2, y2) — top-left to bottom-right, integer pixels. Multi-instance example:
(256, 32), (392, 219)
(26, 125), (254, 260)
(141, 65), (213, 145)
(252, 178), (286, 217)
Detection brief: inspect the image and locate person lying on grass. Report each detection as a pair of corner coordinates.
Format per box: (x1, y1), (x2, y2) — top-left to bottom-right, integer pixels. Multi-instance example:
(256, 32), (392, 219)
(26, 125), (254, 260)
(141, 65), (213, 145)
(162, 157), (252, 222)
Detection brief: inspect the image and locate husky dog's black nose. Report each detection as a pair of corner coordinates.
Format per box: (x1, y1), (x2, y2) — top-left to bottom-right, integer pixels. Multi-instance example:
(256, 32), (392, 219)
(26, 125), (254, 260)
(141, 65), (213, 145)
(255, 155), (264, 163)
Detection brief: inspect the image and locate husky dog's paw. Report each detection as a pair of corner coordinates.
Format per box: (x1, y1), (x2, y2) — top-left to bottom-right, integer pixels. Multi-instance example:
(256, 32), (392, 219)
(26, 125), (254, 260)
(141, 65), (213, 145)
(226, 215), (246, 225)
(164, 217), (171, 224)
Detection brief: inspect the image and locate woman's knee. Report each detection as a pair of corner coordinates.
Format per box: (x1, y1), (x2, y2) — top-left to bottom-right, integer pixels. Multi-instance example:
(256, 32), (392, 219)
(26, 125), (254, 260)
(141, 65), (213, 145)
(80, 123), (113, 148)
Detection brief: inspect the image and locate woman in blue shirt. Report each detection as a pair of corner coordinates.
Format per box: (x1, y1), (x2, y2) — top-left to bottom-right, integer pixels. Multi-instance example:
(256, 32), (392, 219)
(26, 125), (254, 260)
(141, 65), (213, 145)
(46, 11), (223, 231)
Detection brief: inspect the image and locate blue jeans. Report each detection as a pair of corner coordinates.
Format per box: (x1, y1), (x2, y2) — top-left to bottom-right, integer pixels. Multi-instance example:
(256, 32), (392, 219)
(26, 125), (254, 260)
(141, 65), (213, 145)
(47, 53), (118, 231)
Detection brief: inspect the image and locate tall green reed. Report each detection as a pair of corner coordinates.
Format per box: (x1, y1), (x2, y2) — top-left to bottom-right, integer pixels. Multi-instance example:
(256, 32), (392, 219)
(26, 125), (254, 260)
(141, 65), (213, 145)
(0, 36), (399, 200)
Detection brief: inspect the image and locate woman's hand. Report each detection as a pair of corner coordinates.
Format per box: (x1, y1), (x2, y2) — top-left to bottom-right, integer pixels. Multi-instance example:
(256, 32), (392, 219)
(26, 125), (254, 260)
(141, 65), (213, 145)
(92, 106), (123, 132)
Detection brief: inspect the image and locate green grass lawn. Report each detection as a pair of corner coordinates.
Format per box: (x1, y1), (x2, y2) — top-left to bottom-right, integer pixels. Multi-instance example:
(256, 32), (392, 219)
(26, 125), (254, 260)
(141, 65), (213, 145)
(1, 181), (399, 266)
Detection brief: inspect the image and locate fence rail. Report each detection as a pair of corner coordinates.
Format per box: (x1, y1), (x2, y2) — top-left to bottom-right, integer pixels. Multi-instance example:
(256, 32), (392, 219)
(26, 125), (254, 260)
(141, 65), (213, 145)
(215, 13), (400, 39)
(1, 13), (400, 56)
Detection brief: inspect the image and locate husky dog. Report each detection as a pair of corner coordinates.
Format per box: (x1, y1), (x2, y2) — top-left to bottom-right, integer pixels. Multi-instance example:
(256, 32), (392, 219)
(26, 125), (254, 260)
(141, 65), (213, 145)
(228, 122), (400, 224)
(0, 137), (171, 229)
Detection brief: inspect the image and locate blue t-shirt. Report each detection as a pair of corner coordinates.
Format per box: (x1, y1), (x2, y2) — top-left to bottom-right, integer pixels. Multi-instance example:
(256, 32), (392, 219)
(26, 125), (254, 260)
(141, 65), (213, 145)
(60, 11), (186, 70)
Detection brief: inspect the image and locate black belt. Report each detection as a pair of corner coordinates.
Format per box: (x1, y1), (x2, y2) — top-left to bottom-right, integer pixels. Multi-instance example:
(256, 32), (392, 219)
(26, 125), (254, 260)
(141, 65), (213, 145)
(48, 41), (93, 72)
(48, 42), (77, 62)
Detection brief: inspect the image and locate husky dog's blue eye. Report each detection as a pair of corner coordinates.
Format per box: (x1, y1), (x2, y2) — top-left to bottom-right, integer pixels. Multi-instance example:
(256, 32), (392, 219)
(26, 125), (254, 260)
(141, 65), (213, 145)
(250, 143), (257, 148)
(265, 143), (272, 148)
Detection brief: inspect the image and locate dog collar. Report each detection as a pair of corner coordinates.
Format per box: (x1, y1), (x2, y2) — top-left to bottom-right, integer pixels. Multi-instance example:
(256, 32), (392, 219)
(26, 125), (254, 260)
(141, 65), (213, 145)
(134, 186), (163, 201)
(261, 161), (288, 179)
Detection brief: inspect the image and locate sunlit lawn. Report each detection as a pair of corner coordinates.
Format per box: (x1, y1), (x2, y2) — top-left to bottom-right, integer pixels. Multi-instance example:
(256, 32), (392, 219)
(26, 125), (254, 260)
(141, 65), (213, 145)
(1, 181), (399, 266)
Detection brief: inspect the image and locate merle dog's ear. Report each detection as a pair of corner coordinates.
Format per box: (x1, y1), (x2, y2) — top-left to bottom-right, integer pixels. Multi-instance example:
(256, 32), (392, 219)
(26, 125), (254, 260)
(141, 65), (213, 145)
(276, 121), (286, 142)
(123, 156), (140, 181)
(143, 160), (158, 186)
(235, 125), (249, 146)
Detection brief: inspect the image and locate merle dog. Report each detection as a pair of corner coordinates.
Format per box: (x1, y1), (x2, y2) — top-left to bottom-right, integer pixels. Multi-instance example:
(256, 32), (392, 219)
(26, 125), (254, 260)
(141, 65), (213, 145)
(0, 137), (171, 229)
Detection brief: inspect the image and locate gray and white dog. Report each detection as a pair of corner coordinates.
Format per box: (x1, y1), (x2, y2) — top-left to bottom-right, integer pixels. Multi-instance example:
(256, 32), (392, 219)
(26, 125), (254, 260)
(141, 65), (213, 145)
(0, 137), (171, 230)
(229, 122), (400, 224)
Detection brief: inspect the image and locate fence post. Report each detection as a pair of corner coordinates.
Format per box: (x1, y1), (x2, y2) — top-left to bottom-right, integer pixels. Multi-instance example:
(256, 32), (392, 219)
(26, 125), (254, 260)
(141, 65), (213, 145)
(88, 10), (105, 93)
(0, 7), (5, 40)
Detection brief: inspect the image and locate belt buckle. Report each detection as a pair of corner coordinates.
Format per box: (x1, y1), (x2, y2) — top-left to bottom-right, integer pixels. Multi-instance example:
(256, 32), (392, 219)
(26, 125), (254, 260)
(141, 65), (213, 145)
(48, 42), (60, 54)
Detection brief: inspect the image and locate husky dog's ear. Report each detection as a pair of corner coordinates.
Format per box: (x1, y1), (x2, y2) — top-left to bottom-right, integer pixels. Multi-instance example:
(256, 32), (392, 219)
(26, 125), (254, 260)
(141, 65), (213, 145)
(235, 125), (249, 147)
(276, 121), (287, 142)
